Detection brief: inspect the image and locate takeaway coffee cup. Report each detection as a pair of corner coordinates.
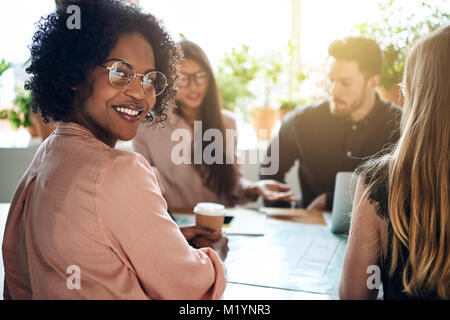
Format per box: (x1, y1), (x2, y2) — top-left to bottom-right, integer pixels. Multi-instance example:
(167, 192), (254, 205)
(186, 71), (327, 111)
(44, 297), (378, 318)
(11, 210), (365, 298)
(194, 202), (225, 232)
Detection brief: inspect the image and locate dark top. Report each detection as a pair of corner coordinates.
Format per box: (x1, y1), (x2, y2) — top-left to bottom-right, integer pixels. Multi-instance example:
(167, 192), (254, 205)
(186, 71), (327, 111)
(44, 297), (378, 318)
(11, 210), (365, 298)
(259, 94), (402, 210)
(358, 161), (439, 300)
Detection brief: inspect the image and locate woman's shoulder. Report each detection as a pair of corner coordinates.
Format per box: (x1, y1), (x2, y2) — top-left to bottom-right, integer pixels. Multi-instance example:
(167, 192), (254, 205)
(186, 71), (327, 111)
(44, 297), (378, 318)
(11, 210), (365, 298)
(102, 149), (151, 175)
(94, 149), (160, 200)
(221, 109), (237, 129)
(134, 117), (177, 147)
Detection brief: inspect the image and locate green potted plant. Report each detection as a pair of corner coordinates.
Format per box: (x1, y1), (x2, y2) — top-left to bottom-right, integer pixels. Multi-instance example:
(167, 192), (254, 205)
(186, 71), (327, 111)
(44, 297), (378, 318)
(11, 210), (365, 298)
(0, 59), (12, 116)
(279, 97), (312, 121)
(0, 60), (30, 128)
(353, 0), (449, 104)
(0, 59), (36, 133)
(216, 45), (259, 119)
(276, 38), (311, 120)
(0, 59), (56, 140)
(0, 59), (11, 78)
(248, 53), (284, 140)
(278, 70), (308, 120)
(9, 89), (34, 129)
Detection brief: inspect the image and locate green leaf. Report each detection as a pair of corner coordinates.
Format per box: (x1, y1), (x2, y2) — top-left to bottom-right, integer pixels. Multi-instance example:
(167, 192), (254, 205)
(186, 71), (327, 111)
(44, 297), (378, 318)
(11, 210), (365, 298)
(0, 59), (12, 77)
(351, 0), (449, 89)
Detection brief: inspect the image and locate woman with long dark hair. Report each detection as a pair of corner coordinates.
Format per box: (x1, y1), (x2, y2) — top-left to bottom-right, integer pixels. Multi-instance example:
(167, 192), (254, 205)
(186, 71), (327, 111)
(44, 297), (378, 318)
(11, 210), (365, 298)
(339, 25), (450, 299)
(133, 40), (297, 209)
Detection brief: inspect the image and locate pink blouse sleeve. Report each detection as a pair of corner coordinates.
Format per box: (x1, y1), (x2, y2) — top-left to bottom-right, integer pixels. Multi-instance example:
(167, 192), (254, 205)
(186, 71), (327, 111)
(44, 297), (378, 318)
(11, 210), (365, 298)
(94, 152), (226, 300)
(132, 127), (168, 196)
(132, 128), (151, 161)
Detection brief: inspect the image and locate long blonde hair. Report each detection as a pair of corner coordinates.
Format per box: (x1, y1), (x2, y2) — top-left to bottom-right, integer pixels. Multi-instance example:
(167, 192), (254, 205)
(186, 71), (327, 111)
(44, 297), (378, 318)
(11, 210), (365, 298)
(387, 25), (450, 298)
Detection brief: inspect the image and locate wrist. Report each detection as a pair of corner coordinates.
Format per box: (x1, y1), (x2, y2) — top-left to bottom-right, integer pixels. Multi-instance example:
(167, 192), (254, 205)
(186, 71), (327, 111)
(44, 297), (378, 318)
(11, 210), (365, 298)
(244, 182), (260, 197)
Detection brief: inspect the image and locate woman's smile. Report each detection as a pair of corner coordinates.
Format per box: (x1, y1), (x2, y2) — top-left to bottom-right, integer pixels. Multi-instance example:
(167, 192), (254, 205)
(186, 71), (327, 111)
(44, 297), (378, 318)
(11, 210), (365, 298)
(185, 92), (203, 102)
(111, 103), (146, 123)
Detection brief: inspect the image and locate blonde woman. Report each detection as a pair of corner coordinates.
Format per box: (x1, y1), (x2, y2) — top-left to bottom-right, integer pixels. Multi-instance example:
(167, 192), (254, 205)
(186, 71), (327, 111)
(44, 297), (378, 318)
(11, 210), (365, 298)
(339, 25), (449, 299)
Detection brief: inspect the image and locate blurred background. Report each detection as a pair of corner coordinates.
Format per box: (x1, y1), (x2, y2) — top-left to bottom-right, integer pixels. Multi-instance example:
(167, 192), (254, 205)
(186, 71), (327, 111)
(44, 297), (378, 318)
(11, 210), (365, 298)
(0, 0), (449, 148)
(0, 0), (448, 205)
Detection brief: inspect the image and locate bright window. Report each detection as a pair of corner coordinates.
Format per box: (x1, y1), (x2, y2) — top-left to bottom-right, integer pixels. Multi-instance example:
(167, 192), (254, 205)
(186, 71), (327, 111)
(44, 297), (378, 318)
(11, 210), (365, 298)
(1, 0), (449, 148)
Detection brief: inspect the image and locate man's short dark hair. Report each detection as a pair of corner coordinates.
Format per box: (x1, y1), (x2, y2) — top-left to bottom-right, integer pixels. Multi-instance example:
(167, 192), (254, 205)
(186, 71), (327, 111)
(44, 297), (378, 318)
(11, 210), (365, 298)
(328, 37), (383, 78)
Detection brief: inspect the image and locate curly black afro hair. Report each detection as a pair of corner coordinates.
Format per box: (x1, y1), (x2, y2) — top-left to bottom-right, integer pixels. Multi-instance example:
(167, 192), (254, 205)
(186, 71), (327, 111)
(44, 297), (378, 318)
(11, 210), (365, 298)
(25, 0), (181, 125)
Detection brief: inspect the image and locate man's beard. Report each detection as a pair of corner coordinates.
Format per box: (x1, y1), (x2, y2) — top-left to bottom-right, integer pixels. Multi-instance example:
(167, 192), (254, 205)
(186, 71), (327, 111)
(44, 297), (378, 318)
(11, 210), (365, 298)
(330, 88), (367, 117)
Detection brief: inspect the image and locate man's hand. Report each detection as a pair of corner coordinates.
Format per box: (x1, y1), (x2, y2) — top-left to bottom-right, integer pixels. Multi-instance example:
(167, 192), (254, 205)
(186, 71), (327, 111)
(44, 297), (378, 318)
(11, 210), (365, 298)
(246, 180), (299, 203)
(306, 193), (327, 211)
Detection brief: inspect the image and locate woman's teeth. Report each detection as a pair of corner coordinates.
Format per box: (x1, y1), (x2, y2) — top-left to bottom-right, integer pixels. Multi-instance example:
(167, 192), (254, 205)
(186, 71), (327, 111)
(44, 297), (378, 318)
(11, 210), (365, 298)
(113, 106), (142, 116)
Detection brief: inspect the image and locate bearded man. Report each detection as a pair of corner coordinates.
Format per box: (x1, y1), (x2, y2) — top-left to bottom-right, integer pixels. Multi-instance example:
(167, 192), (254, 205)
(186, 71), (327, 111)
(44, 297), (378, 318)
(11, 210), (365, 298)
(260, 36), (402, 211)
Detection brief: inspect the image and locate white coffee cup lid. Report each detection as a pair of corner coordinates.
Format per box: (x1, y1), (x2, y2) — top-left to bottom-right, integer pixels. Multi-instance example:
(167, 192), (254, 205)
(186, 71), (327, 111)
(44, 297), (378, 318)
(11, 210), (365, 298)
(194, 202), (225, 216)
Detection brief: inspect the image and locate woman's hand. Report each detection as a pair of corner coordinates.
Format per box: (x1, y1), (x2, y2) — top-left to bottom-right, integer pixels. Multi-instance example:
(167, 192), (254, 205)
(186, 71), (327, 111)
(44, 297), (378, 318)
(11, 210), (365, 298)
(179, 226), (229, 261)
(245, 180), (299, 203)
(180, 226), (221, 241)
(191, 235), (229, 261)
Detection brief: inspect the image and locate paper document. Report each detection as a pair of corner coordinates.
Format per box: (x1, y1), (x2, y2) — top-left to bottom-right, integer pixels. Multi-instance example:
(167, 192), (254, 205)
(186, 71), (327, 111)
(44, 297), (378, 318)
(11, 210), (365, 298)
(172, 206), (266, 236)
(224, 207), (266, 236)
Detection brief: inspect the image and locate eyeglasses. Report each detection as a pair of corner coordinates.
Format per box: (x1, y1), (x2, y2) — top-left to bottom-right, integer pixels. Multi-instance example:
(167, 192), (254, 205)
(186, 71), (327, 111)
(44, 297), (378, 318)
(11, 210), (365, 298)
(177, 71), (209, 88)
(100, 59), (168, 96)
(397, 81), (406, 95)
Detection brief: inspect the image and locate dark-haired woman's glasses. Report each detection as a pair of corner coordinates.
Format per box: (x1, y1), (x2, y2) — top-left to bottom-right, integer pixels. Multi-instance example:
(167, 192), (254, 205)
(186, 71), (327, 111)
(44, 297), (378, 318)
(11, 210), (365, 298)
(177, 71), (208, 88)
(100, 60), (168, 96)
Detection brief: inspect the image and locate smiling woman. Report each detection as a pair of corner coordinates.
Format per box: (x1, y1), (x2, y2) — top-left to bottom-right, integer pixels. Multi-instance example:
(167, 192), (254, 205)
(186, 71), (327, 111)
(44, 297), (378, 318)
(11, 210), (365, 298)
(2, 0), (227, 300)
(26, 0), (178, 145)
(68, 32), (160, 144)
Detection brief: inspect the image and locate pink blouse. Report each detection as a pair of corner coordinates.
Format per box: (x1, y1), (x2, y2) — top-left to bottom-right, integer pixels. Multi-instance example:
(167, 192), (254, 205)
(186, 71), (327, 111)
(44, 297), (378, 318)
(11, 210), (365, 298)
(2, 122), (226, 300)
(132, 110), (255, 209)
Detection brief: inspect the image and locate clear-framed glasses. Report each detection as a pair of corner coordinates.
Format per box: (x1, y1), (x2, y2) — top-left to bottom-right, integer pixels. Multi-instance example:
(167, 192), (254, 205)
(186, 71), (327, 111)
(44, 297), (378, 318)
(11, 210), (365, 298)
(177, 71), (209, 88)
(100, 59), (168, 96)
(397, 81), (406, 96)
